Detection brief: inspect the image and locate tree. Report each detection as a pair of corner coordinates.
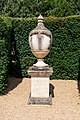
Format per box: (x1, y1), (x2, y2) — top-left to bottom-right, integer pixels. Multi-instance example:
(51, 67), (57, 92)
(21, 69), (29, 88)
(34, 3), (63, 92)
(0, 0), (80, 17)
(46, 0), (80, 17)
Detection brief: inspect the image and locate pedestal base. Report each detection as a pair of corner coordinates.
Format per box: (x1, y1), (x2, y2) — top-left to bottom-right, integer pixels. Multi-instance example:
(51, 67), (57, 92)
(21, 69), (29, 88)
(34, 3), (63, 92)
(28, 94), (52, 105)
(28, 66), (53, 105)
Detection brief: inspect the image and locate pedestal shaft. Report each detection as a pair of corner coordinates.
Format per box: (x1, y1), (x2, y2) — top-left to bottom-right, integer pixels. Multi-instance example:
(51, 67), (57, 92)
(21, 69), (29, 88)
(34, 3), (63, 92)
(31, 77), (49, 97)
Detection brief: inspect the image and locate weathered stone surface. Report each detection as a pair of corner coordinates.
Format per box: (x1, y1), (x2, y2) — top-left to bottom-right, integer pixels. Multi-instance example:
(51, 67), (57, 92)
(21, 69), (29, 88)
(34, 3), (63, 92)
(29, 15), (52, 59)
(31, 77), (49, 97)
(28, 66), (53, 104)
(28, 66), (53, 77)
(28, 94), (52, 105)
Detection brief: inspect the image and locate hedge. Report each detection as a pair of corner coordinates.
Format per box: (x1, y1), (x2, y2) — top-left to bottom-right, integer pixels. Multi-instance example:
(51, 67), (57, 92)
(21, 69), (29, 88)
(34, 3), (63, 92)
(0, 17), (11, 95)
(0, 15), (80, 95)
(12, 15), (80, 80)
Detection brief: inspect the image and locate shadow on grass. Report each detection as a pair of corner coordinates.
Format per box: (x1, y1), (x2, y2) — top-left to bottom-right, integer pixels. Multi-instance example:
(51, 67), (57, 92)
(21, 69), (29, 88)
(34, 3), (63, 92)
(6, 77), (22, 94)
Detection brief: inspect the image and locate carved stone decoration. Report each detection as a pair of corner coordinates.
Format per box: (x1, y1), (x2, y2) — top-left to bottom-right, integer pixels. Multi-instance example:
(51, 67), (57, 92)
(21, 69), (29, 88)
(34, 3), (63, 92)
(29, 15), (52, 67)
(28, 15), (53, 105)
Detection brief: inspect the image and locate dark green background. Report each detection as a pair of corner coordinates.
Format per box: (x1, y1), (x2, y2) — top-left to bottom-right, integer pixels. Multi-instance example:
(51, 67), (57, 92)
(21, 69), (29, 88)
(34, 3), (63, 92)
(0, 17), (11, 95)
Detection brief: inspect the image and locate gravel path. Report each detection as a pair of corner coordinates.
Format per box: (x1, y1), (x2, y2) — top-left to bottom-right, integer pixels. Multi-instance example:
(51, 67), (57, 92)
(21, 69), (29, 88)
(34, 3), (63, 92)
(0, 77), (80, 120)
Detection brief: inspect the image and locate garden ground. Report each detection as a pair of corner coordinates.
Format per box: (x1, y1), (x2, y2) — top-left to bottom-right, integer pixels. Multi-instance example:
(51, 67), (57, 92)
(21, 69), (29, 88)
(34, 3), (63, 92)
(0, 77), (80, 120)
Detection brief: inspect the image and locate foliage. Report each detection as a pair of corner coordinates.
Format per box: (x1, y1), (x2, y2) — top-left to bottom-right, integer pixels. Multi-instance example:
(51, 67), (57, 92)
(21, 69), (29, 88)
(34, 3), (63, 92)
(0, 0), (80, 17)
(0, 17), (11, 95)
(46, 0), (80, 17)
(0, 15), (80, 94)
(12, 18), (37, 77)
(12, 15), (80, 80)
(0, 40), (8, 95)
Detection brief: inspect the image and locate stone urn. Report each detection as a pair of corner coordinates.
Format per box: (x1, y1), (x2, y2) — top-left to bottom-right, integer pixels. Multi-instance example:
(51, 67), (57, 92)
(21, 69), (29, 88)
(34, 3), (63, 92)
(29, 15), (52, 67)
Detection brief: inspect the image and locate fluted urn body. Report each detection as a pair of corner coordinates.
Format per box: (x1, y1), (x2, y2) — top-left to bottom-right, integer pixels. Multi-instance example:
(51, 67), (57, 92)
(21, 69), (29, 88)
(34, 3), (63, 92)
(29, 15), (52, 67)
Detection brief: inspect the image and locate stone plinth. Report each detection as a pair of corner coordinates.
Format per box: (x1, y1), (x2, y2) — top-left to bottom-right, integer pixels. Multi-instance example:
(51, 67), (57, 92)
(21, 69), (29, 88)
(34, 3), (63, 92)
(28, 94), (52, 105)
(28, 66), (53, 77)
(28, 66), (53, 105)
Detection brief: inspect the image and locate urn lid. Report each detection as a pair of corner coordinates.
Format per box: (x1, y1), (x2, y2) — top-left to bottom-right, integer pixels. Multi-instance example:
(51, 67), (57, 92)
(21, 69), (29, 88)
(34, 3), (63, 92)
(29, 15), (52, 39)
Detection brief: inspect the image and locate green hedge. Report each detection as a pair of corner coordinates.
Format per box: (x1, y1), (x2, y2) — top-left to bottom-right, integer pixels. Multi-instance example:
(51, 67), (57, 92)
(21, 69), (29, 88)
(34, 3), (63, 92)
(12, 18), (37, 77)
(0, 17), (11, 95)
(0, 15), (80, 86)
(12, 15), (80, 80)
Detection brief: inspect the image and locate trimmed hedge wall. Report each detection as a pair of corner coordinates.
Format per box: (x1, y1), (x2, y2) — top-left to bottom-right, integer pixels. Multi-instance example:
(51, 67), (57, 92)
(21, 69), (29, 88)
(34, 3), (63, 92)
(12, 18), (37, 77)
(0, 17), (11, 95)
(12, 15), (80, 80)
(0, 15), (80, 94)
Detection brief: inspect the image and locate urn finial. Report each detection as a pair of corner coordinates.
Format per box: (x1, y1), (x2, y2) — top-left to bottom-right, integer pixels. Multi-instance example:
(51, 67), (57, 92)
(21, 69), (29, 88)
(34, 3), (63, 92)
(38, 14), (44, 23)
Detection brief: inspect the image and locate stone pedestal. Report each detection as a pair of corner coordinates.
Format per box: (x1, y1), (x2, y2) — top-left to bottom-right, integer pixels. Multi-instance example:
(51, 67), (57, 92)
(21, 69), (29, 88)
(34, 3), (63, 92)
(28, 66), (53, 105)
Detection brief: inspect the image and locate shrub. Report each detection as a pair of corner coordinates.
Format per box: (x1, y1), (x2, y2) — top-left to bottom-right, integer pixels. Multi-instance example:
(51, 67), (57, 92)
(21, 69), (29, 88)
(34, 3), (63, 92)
(0, 17), (11, 95)
(1, 0), (80, 17)
(0, 40), (9, 94)
(12, 18), (37, 77)
(12, 15), (80, 80)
